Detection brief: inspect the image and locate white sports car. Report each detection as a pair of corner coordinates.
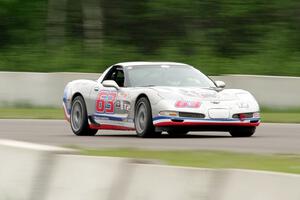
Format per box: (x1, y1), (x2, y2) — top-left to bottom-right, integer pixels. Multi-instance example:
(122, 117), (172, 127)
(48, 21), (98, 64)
(63, 62), (260, 137)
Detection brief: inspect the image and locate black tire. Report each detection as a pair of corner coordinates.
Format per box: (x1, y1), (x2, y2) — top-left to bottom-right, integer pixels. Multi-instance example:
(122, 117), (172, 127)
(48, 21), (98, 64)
(134, 97), (160, 138)
(229, 127), (256, 137)
(70, 96), (98, 136)
(167, 130), (189, 137)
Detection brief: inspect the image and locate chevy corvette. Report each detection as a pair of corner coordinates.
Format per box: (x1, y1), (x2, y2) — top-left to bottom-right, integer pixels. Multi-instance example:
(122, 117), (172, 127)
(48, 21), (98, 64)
(63, 62), (260, 137)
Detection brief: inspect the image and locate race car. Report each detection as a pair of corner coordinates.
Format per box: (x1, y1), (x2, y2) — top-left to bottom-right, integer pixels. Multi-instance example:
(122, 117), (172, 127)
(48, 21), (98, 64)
(63, 62), (260, 137)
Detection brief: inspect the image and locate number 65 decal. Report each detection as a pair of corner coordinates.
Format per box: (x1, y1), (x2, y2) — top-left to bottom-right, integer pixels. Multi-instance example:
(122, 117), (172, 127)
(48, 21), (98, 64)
(96, 91), (117, 113)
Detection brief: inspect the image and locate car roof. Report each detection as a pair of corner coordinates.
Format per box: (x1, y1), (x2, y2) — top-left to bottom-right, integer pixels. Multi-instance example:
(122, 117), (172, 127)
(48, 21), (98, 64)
(114, 61), (188, 67)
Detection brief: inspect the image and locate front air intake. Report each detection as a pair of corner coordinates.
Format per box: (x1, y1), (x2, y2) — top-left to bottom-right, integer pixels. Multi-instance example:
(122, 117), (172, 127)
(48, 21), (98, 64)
(232, 113), (253, 119)
(179, 112), (205, 118)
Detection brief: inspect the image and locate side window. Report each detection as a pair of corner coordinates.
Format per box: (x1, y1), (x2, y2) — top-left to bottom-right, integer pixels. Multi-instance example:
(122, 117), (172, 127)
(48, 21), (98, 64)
(102, 66), (125, 87)
(115, 70), (124, 87)
(110, 71), (118, 81)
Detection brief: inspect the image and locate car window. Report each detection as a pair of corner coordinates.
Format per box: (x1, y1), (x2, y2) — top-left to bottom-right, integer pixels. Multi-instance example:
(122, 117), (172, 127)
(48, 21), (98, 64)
(126, 65), (215, 88)
(115, 70), (124, 87)
(103, 67), (125, 87)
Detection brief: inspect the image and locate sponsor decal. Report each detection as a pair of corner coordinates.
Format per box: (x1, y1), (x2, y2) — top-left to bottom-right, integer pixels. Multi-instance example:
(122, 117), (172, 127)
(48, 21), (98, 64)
(96, 90), (117, 113)
(115, 100), (121, 109)
(237, 102), (249, 108)
(118, 92), (129, 99)
(115, 100), (131, 111)
(175, 100), (201, 108)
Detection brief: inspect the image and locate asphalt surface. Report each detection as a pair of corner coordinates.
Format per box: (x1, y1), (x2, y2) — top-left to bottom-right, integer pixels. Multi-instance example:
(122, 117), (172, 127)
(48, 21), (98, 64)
(0, 119), (299, 153)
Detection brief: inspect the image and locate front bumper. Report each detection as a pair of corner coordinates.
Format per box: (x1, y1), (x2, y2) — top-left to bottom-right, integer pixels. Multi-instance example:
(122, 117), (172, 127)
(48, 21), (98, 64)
(153, 116), (260, 128)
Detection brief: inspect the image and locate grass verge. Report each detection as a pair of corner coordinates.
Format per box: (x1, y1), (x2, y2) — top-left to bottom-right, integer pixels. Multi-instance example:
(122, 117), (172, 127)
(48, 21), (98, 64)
(260, 107), (300, 123)
(79, 148), (300, 174)
(261, 113), (300, 123)
(0, 107), (299, 123)
(0, 107), (64, 119)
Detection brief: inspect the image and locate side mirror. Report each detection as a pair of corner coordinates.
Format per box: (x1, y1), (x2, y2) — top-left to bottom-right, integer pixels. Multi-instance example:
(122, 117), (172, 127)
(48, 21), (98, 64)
(102, 80), (120, 90)
(215, 80), (226, 88)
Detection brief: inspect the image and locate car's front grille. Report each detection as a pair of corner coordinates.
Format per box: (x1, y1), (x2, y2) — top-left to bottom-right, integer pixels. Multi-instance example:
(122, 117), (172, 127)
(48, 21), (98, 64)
(179, 112), (205, 118)
(232, 113), (253, 118)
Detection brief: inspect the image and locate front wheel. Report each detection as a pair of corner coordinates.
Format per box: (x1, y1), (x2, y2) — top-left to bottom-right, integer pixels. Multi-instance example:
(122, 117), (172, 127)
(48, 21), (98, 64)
(70, 96), (98, 136)
(134, 97), (159, 138)
(229, 127), (256, 137)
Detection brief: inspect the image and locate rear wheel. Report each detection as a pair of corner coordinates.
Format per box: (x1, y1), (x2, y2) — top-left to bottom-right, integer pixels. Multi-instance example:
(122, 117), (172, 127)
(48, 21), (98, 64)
(70, 96), (98, 136)
(229, 127), (256, 137)
(134, 97), (160, 138)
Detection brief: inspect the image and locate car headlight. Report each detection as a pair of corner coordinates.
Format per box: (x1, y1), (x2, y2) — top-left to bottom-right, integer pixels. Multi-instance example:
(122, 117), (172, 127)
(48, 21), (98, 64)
(253, 112), (260, 118)
(232, 112), (260, 120)
(159, 111), (179, 117)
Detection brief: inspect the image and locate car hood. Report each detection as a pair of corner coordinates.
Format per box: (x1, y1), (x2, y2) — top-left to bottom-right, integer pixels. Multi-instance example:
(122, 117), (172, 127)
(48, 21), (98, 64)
(151, 86), (248, 102)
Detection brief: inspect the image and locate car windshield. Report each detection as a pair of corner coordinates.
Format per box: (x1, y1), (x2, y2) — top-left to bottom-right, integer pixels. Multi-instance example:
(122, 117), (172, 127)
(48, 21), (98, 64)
(126, 64), (216, 88)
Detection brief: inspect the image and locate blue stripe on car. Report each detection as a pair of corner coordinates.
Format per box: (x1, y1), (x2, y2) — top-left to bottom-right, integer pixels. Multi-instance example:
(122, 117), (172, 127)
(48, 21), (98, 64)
(93, 114), (125, 121)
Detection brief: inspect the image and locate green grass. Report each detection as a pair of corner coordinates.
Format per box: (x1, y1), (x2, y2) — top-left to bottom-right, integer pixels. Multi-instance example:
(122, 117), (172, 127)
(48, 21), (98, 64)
(0, 107), (299, 123)
(79, 148), (300, 174)
(260, 107), (300, 123)
(261, 113), (300, 123)
(0, 107), (64, 119)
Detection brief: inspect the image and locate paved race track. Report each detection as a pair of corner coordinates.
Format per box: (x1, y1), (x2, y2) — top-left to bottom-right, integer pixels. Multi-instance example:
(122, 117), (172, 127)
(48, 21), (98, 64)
(0, 119), (299, 153)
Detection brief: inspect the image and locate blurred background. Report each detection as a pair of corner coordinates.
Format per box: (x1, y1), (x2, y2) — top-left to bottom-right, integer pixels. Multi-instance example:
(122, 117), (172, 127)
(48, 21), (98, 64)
(1, 0), (300, 75)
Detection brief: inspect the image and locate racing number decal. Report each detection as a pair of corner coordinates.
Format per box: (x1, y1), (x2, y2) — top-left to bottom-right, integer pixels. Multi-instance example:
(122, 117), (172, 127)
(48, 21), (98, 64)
(96, 91), (117, 113)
